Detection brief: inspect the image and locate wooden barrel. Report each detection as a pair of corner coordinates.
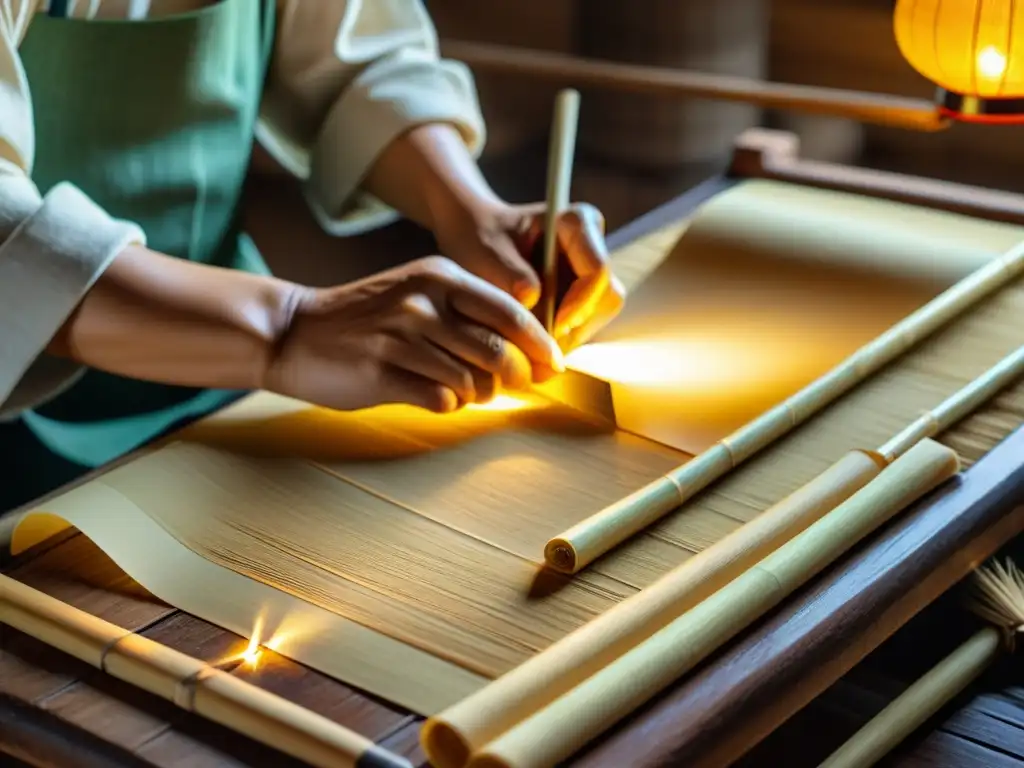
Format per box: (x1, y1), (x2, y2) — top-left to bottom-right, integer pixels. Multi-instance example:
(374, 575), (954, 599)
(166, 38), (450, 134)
(577, 0), (767, 171)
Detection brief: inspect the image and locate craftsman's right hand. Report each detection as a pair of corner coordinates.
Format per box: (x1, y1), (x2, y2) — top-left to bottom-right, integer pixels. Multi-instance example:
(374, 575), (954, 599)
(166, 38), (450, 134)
(263, 256), (566, 413)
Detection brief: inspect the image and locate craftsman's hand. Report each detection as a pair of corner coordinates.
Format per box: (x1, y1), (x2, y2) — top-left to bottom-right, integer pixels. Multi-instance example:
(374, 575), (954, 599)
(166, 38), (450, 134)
(263, 257), (565, 413)
(434, 200), (626, 351)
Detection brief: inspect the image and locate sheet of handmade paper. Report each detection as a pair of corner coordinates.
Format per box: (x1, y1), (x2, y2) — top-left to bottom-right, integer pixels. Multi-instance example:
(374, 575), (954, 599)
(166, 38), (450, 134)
(562, 179), (1024, 454)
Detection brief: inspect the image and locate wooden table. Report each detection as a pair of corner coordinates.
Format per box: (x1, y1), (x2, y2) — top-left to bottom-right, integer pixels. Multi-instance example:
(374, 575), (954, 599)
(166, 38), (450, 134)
(4, 171), (1024, 768)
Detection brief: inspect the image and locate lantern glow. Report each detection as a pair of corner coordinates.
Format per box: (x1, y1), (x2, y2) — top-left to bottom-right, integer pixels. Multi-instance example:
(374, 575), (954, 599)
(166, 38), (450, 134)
(894, 0), (1024, 123)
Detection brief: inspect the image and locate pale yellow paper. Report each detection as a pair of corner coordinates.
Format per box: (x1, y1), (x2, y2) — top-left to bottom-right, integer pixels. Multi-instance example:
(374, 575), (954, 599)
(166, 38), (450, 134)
(556, 179), (1024, 455)
(11, 483), (487, 715)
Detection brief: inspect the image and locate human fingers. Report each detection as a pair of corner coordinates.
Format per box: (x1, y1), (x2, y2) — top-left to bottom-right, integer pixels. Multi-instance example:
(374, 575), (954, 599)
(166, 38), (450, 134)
(466, 226), (543, 309)
(424, 259), (565, 377)
(556, 283), (626, 351)
(377, 366), (460, 414)
(383, 334), (480, 405)
(422, 318), (533, 391)
(553, 204), (623, 336)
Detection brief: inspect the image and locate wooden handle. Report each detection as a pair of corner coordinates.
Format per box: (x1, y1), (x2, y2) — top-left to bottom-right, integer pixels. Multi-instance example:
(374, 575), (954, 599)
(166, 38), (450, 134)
(0, 574), (411, 768)
(545, 238), (1024, 573)
(469, 440), (960, 768)
(819, 627), (1004, 768)
(440, 40), (947, 133)
(540, 88), (580, 332)
(422, 450), (884, 768)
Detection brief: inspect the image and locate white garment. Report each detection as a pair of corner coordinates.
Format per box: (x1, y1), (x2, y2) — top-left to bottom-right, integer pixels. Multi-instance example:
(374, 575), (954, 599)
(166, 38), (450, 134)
(0, 0), (486, 415)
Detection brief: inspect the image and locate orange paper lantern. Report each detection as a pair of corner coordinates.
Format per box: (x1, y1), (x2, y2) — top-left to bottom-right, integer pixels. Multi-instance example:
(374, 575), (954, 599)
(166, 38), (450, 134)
(894, 0), (1024, 122)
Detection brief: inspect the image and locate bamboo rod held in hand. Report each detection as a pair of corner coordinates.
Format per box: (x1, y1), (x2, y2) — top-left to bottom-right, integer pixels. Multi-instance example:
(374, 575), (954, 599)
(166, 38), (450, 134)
(423, 449), (884, 768)
(0, 574), (412, 768)
(469, 439), (959, 768)
(540, 88), (580, 333)
(546, 240), (1024, 574)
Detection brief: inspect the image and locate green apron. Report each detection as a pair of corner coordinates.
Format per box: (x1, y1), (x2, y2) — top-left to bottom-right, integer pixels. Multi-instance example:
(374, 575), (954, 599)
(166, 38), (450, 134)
(1, 0), (276, 512)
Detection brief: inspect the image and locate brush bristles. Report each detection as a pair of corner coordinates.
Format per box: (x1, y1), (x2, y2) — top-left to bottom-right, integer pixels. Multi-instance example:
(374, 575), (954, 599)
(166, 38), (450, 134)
(967, 558), (1024, 632)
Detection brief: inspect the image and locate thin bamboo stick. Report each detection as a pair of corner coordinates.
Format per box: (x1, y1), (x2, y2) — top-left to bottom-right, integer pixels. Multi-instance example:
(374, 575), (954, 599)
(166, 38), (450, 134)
(422, 344), (1024, 768)
(877, 345), (1024, 461)
(467, 439), (960, 768)
(439, 40), (948, 133)
(0, 574), (412, 768)
(545, 240), (1024, 574)
(819, 627), (1003, 768)
(818, 558), (1024, 768)
(540, 89), (580, 334)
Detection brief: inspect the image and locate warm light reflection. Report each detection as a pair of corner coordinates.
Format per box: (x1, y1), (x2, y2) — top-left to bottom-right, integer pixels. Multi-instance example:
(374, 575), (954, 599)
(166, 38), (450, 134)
(242, 634), (263, 667)
(464, 394), (531, 412)
(978, 45), (1007, 79)
(227, 608), (324, 672)
(565, 337), (778, 390)
(894, 0), (1023, 99)
(241, 613), (265, 667)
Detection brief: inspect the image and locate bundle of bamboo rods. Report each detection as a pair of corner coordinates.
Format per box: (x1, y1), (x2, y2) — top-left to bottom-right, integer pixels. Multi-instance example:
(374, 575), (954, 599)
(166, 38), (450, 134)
(471, 440), (959, 768)
(819, 559), (1024, 768)
(422, 344), (1024, 768)
(0, 575), (412, 768)
(545, 240), (1024, 574)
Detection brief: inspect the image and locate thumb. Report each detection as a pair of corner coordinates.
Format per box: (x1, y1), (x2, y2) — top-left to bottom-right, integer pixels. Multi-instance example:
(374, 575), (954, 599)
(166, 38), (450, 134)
(469, 233), (542, 309)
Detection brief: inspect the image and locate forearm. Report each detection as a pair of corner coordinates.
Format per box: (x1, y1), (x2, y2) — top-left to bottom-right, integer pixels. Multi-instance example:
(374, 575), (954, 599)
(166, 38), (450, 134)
(362, 123), (503, 233)
(47, 245), (304, 391)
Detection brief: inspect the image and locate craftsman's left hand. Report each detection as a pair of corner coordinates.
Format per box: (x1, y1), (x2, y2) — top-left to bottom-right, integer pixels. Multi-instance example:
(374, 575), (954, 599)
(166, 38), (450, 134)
(435, 201), (626, 351)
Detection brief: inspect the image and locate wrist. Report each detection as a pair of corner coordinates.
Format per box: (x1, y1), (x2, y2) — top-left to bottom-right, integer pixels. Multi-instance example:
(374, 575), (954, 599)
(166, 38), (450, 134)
(365, 122), (507, 236)
(54, 244), (309, 392)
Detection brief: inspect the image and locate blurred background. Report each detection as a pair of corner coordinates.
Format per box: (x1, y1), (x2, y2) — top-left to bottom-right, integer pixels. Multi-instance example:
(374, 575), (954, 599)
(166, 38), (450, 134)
(428, 0), (1024, 231)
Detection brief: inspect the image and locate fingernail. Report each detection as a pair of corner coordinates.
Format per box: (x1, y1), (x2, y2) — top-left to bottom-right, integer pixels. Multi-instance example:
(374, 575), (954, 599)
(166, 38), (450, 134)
(440, 388), (459, 413)
(515, 280), (540, 308)
(549, 342), (565, 372)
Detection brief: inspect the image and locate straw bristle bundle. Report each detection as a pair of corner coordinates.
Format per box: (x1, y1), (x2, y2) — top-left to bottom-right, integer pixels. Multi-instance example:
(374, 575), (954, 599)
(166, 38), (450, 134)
(967, 558), (1024, 632)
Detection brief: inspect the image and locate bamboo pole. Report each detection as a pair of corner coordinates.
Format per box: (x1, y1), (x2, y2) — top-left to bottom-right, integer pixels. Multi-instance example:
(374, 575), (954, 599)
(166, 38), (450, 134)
(439, 40), (947, 133)
(422, 344), (1024, 768)
(545, 240), (1024, 574)
(540, 89), (580, 333)
(466, 439), (959, 768)
(877, 345), (1024, 461)
(0, 574), (412, 768)
(818, 558), (1024, 768)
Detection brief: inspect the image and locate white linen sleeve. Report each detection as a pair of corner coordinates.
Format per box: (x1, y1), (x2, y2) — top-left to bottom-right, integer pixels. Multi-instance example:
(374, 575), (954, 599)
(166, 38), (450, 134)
(0, 1), (145, 420)
(258, 0), (486, 236)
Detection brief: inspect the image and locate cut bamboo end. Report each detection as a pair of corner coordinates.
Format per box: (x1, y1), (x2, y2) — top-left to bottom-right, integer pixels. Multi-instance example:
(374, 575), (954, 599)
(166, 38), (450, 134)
(468, 440), (959, 768)
(0, 574), (409, 768)
(542, 539), (577, 573)
(543, 238), (1024, 572)
(424, 449), (884, 768)
(544, 475), (682, 574)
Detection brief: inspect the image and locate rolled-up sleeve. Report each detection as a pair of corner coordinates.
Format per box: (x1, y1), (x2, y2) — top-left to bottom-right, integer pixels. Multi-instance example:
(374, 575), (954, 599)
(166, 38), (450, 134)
(258, 0), (486, 235)
(0, 1), (145, 420)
